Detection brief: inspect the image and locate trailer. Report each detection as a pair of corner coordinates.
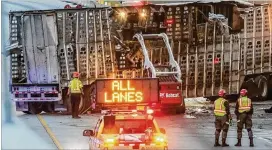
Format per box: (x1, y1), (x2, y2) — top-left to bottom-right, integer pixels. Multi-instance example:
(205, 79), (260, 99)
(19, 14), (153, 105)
(7, 1), (272, 115)
(7, 6), (114, 114)
(109, 1), (272, 101)
(7, 3), (185, 114)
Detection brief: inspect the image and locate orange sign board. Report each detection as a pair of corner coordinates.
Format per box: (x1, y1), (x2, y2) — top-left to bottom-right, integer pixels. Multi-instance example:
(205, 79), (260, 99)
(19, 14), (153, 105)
(104, 80), (143, 103)
(96, 79), (159, 104)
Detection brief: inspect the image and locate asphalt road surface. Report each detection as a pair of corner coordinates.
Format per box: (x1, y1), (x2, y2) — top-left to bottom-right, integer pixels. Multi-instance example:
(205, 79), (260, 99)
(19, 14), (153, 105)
(15, 101), (272, 150)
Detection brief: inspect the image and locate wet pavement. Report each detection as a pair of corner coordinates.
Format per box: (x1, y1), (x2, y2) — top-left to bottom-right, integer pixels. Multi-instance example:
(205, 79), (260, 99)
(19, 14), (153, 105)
(14, 100), (272, 149)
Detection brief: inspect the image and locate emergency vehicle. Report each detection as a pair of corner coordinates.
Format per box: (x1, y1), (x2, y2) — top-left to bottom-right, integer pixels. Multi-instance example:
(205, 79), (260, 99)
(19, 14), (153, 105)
(83, 109), (168, 150)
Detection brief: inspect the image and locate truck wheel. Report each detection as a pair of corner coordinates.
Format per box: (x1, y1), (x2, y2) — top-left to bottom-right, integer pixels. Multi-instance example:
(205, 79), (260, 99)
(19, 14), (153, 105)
(29, 102), (43, 114)
(79, 96), (85, 114)
(176, 104), (186, 114)
(22, 111), (31, 114)
(79, 86), (93, 114)
(255, 76), (268, 101)
(63, 91), (72, 114)
(240, 78), (258, 100)
(43, 102), (55, 113)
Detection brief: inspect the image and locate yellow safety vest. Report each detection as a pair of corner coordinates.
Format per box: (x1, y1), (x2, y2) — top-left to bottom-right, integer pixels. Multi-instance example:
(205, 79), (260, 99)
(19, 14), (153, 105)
(214, 98), (227, 116)
(238, 96), (251, 113)
(69, 78), (83, 94)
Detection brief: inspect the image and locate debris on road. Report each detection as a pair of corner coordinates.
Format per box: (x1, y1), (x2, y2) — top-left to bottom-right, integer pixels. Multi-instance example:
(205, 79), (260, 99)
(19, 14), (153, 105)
(264, 107), (272, 113)
(185, 107), (212, 117)
(257, 124), (263, 129)
(185, 97), (211, 107)
(257, 114), (266, 118)
(183, 115), (196, 119)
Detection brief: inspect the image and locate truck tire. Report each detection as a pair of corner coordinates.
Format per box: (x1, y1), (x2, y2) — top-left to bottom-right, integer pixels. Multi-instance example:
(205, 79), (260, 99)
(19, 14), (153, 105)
(43, 102), (55, 113)
(268, 76), (272, 100)
(63, 89), (72, 114)
(255, 76), (268, 101)
(79, 86), (93, 114)
(28, 102), (43, 114)
(78, 96), (85, 114)
(240, 78), (258, 100)
(22, 111), (31, 114)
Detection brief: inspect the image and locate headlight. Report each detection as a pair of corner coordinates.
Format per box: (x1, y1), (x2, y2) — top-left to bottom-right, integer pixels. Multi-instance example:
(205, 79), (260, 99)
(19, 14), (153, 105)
(154, 135), (165, 143)
(106, 138), (115, 143)
(104, 138), (115, 148)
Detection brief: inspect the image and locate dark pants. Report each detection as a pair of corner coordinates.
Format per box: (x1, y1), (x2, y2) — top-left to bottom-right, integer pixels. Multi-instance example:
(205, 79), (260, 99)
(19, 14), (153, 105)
(215, 115), (229, 140)
(70, 93), (81, 118)
(237, 112), (253, 139)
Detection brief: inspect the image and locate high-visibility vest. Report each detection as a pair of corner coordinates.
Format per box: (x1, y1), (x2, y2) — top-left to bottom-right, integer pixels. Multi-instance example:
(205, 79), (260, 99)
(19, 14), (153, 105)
(69, 78), (83, 94)
(238, 96), (251, 113)
(214, 98), (227, 116)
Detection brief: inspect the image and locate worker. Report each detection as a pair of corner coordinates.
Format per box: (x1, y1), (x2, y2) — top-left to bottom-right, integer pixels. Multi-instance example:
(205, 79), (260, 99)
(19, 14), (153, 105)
(235, 89), (254, 147)
(67, 72), (84, 119)
(214, 89), (231, 147)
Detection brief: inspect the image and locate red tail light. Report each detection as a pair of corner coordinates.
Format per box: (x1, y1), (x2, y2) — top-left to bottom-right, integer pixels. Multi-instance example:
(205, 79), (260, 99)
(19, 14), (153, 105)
(64, 4), (71, 9)
(76, 4), (82, 8)
(166, 19), (174, 24)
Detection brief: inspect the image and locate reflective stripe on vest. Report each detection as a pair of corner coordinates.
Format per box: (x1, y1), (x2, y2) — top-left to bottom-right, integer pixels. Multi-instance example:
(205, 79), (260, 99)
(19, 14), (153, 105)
(70, 79), (82, 93)
(214, 98), (226, 116)
(238, 97), (251, 113)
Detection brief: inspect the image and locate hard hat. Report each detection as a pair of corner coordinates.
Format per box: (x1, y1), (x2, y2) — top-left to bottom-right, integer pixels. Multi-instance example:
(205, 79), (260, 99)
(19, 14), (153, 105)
(73, 72), (80, 78)
(240, 89), (248, 96)
(218, 89), (226, 97)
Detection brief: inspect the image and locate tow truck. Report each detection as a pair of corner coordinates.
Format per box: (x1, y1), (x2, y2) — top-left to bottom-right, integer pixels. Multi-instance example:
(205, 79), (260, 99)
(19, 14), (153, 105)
(83, 109), (168, 150)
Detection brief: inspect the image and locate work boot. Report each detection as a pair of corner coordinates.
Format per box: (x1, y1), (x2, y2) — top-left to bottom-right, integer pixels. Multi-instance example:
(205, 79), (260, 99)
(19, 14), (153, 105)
(250, 138), (254, 147)
(222, 138), (229, 147)
(214, 138), (221, 147)
(235, 139), (241, 146)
